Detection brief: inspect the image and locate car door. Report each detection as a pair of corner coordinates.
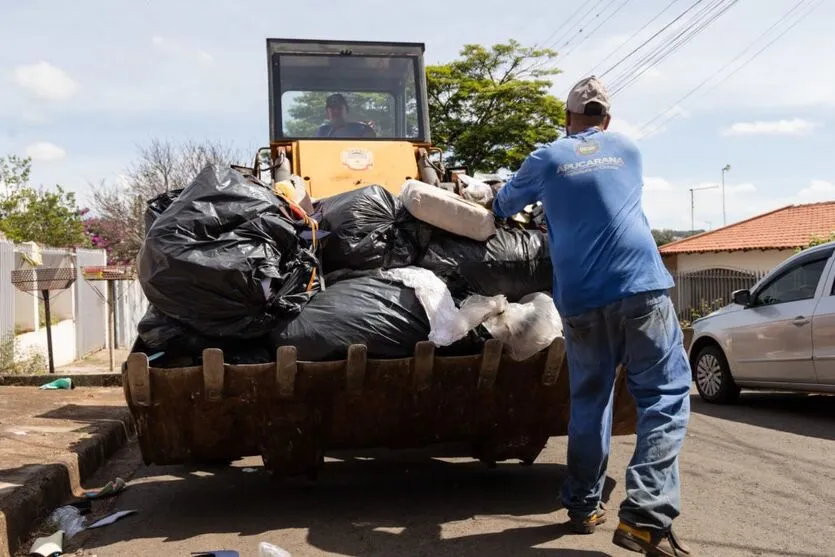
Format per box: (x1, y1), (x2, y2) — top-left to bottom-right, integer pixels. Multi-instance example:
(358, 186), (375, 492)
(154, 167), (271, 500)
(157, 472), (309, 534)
(811, 254), (835, 386)
(727, 253), (830, 383)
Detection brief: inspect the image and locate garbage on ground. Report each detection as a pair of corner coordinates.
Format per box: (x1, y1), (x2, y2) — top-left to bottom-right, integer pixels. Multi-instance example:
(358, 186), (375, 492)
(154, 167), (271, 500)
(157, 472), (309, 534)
(316, 185), (431, 271)
(472, 292), (563, 361)
(401, 179), (497, 241)
(456, 174), (495, 207)
(86, 509), (137, 529)
(69, 499), (92, 514)
(192, 552), (240, 557)
(259, 542), (292, 557)
(418, 226), (552, 302)
(39, 378), (73, 390)
(138, 165), (321, 338)
(241, 467), (259, 473)
(382, 267), (506, 347)
(82, 477), (127, 499)
(30, 530), (64, 557)
(49, 506), (86, 537)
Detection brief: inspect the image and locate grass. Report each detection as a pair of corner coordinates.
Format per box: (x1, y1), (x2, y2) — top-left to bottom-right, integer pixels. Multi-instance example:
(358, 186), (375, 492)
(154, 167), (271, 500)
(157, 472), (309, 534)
(0, 333), (47, 375)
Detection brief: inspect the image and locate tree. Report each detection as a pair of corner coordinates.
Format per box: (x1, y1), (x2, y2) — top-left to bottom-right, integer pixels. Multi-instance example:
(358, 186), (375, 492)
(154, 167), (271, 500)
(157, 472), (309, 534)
(0, 155), (88, 248)
(0, 155), (31, 190)
(652, 229), (705, 247)
(0, 185), (88, 247)
(88, 138), (244, 264)
(426, 40), (565, 172)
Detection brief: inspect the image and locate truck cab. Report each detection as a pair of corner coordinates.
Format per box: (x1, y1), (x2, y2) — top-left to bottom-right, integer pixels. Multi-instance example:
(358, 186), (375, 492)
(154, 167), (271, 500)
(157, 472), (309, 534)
(265, 38), (439, 199)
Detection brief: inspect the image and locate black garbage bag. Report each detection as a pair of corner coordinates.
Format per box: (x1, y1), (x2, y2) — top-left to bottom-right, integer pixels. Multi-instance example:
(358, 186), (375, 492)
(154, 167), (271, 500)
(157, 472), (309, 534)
(138, 165), (320, 338)
(271, 274), (431, 360)
(316, 185), (432, 272)
(144, 189), (184, 234)
(418, 226), (552, 302)
(137, 306), (272, 367)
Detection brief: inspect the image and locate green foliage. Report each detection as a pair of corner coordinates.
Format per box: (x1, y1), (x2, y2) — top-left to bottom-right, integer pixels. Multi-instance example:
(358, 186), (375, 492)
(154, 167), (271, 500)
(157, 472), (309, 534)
(0, 184), (88, 248)
(652, 229), (705, 247)
(0, 334), (47, 375)
(680, 298), (725, 328)
(426, 40), (565, 172)
(0, 155), (31, 189)
(797, 231), (835, 252)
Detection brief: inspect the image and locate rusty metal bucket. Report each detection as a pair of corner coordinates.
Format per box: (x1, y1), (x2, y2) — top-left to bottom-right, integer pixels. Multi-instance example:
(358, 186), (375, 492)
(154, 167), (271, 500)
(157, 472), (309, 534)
(123, 338), (637, 479)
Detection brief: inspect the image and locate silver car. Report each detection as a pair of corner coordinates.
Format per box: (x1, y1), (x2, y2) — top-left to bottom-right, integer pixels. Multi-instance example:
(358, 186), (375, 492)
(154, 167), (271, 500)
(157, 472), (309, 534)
(688, 241), (835, 403)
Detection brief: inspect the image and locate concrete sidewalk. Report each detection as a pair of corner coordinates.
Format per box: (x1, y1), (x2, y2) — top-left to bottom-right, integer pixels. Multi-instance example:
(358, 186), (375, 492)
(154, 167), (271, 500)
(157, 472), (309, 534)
(0, 387), (132, 557)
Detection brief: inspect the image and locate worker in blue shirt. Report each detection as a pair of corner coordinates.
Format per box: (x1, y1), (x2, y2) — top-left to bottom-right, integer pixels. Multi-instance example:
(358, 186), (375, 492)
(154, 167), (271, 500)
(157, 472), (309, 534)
(492, 76), (692, 557)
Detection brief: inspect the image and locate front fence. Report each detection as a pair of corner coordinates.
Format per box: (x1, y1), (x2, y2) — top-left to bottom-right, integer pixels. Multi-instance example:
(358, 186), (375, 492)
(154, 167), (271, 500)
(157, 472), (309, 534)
(671, 268), (767, 323)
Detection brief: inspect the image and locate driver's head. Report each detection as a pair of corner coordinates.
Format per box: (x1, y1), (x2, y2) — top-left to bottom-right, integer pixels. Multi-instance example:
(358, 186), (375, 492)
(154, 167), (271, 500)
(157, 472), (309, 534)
(326, 93), (349, 125)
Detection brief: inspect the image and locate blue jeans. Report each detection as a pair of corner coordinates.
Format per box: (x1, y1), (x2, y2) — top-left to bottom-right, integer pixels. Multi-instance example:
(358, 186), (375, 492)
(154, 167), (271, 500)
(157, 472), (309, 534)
(560, 290), (691, 532)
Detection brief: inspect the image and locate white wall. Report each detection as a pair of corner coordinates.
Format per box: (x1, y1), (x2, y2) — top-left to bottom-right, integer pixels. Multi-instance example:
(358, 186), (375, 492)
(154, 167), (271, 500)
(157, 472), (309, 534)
(675, 249), (795, 274)
(15, 319), (77, 367)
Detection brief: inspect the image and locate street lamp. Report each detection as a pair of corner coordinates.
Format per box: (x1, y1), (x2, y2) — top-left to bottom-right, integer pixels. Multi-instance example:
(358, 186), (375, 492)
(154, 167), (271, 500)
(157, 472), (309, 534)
(721, 164), (731, 226)
(690, 184), (719, 232)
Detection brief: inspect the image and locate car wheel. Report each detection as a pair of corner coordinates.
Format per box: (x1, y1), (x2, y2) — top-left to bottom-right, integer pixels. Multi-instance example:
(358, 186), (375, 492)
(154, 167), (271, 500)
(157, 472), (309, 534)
(694, 345), (740, 404)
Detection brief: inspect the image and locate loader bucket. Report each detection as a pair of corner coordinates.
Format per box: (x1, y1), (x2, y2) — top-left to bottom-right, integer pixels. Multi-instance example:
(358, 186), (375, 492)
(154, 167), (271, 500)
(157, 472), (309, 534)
(123, 339), (637, 479)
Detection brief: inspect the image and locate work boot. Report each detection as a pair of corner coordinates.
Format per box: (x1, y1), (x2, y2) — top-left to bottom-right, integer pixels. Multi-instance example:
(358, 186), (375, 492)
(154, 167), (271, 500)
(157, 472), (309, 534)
(568, 502), (607, 534)
(613, 521), (692, 556)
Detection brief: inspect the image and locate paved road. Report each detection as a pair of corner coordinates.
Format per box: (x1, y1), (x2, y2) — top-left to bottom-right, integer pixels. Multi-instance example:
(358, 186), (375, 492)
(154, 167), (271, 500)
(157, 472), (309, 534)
(65, 391), (835, 557)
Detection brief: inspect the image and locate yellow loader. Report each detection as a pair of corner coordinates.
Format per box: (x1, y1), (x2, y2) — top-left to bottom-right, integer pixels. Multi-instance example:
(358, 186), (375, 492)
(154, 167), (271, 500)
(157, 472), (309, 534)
(123, 38), (637, 479)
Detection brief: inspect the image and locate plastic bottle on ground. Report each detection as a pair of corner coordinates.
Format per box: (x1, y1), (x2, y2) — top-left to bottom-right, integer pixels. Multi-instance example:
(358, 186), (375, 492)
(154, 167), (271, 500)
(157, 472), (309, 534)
(259, 542), (292, 557)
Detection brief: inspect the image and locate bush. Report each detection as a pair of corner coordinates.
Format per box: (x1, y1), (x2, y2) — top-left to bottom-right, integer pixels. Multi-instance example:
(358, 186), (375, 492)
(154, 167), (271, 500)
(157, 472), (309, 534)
(0, 333), (47, 375)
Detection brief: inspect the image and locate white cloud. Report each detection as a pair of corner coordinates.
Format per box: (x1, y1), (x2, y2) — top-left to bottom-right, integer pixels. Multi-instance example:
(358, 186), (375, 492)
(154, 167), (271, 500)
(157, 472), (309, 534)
(21, 110), (47, 123)
(722, 118), (820, 137)
(13, 62), (80, 101)
(644, 176), (672, 191)
(799, 179), (835, 200)
(151, 36), (213, 65)
(25, 142), (66, 161)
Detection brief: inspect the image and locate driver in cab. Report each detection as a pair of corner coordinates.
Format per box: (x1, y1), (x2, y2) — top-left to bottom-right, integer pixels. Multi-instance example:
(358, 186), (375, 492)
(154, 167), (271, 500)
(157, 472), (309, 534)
(315, 93), (377, 138)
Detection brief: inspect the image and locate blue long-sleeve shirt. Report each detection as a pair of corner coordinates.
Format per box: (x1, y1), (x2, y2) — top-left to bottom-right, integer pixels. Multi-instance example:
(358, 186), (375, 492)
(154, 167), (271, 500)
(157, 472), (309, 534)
(493, 127), (673, 317)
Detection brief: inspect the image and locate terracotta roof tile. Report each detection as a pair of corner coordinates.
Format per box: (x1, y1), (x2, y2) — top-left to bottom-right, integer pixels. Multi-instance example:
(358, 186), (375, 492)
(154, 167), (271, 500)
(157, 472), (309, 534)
(659, 201), (835, 254)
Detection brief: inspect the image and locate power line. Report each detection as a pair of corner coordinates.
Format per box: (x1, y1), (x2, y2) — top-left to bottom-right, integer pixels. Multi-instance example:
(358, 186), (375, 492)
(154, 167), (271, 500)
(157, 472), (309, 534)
(545, 0), (609, 52)
(600, 0), (706, 78)
(586, 0), (685, 76)
(607, 0), (728, 90)
(609, 0), (741, 95)
(636, 0), (821, 139)
(560, 0), (637, 63)
(551, 0), (619, 53)
(533, 1), (595, 51)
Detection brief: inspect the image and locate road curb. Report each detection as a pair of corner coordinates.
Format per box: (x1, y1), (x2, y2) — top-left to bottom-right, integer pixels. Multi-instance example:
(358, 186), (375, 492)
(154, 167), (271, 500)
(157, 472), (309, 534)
(0, 373), (122, 388)
(0, 403), (134, 557)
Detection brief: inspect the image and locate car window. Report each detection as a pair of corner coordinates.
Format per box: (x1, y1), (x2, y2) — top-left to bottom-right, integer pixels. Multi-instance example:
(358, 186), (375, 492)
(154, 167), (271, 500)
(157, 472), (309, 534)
(754, 258), (828, 306)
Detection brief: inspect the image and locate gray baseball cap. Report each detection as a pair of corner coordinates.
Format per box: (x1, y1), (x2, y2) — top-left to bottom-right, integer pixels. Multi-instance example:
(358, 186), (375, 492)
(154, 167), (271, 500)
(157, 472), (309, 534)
(566, 76), (611, 115)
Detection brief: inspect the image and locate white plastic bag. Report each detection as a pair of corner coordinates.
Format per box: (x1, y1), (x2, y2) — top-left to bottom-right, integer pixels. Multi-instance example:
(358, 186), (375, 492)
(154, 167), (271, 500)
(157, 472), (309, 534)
(49, 506), (86, 538)
(457, 174), (495, 207)
(382, 267), (506, 346)
(465, 292), (563, 361)
(400, 179), (497, 241)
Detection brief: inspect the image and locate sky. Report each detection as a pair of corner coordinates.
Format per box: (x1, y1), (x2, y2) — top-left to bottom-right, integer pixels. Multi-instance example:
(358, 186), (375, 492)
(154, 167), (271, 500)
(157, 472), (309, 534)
(1, 0), (834, 231)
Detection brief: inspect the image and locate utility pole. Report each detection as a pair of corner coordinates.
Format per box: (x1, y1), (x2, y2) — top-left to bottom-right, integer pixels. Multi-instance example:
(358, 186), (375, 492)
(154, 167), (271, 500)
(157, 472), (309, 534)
(689, 184), (719, 233)
(721, 164), (731, 226)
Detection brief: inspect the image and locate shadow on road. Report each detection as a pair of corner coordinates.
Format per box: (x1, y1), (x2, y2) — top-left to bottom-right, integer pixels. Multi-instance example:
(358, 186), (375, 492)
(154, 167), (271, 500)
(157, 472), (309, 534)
(689, 392), (835, 441)
(82, 448), (618, 556)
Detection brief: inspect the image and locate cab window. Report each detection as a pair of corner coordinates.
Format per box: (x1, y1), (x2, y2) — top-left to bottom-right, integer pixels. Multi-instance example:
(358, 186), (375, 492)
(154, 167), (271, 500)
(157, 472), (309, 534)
(754, 257), (828, 306)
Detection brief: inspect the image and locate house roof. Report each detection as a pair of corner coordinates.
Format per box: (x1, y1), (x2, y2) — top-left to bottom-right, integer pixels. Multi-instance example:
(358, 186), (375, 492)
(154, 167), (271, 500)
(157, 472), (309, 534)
(659, 201), (835, 254)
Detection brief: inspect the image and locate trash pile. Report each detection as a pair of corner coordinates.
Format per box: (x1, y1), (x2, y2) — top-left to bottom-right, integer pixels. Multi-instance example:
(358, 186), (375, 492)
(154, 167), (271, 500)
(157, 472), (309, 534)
(137, 165), (560, 366)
